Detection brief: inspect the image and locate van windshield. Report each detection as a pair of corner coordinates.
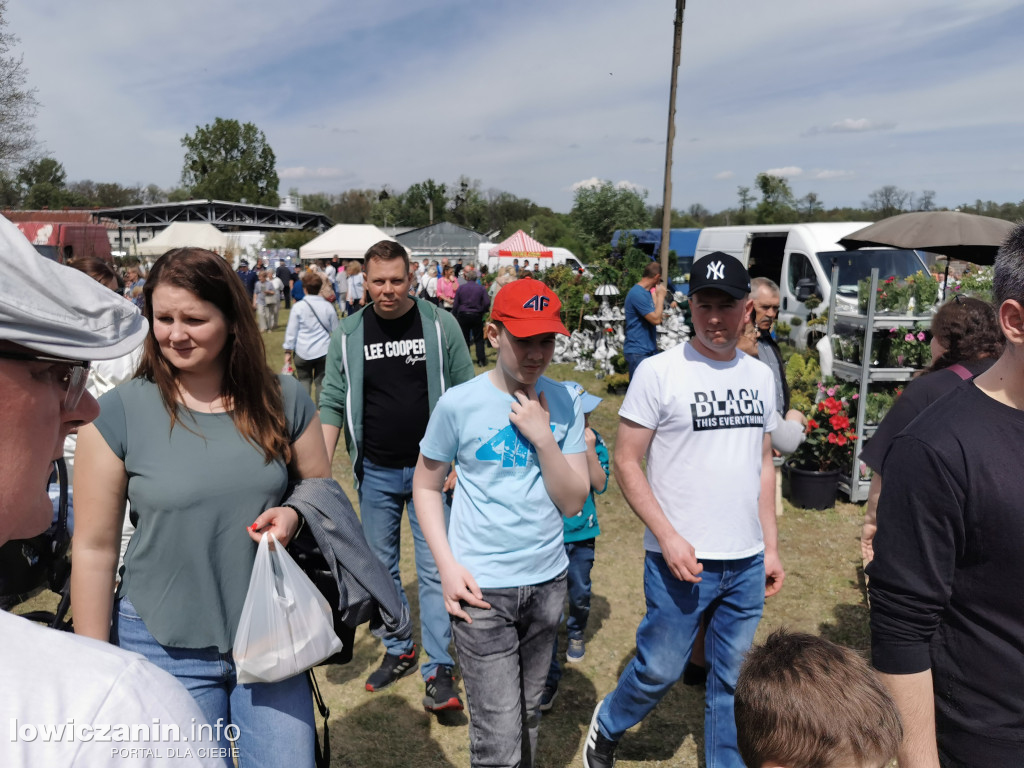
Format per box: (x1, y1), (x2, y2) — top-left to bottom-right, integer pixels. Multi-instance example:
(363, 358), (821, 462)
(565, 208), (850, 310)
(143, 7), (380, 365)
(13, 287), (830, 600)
(816, 249), (926, 296)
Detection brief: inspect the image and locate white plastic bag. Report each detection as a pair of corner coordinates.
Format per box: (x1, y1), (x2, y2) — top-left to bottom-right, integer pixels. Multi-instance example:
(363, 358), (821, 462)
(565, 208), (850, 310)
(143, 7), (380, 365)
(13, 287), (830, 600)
(233, 533), (343, 684)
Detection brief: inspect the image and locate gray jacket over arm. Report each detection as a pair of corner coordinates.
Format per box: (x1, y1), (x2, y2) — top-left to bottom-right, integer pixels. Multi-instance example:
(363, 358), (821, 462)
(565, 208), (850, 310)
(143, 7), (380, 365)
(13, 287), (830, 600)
(283, 477), (411, 641)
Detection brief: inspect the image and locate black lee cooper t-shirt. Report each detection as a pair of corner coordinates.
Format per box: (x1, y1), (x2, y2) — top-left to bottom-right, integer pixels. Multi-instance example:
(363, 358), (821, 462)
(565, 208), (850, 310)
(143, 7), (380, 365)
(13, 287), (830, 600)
(362, 306), (430, 468)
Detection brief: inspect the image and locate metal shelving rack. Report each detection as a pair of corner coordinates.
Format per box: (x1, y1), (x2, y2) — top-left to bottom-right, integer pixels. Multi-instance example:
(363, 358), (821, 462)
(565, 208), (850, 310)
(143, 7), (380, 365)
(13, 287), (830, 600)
(825, 266), (926, 502)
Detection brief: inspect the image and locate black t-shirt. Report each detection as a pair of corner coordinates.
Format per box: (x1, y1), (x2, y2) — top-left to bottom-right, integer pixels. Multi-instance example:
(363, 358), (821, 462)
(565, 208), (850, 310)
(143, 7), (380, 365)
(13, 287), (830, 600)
(868, 381), (1024, 765)
(860, 358), (994, 472)
(276, 265), (292, 286)
(361, 306), (429, 468)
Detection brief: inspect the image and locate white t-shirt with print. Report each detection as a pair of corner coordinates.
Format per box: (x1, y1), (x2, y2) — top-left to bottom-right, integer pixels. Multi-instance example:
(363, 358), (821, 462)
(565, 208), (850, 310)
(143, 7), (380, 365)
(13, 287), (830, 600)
(620, 342), (778, 560)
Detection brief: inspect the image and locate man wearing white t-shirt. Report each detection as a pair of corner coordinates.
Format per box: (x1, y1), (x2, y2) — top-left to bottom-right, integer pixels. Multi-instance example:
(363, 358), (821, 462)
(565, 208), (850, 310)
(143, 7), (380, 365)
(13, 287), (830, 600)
(585, 252), (785, 768)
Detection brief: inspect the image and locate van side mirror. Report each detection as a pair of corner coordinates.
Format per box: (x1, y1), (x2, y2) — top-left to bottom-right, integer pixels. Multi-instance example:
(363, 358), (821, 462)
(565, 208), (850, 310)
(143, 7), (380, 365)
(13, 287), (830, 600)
(795, 278), (820, 303)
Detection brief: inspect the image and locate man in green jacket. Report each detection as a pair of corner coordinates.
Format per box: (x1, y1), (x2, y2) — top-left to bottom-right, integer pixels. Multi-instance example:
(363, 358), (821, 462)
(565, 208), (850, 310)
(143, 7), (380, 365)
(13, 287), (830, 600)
(320, 239), (475, 712)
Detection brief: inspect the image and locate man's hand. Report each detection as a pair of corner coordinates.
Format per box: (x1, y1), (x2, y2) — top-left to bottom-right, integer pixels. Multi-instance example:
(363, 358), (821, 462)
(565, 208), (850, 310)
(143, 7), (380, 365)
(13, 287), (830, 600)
(509, 390), (553, 447)
(658, 530), (704, 583)
(654, 283), (668, 301)
(439, 562), (491, 623)
(764, 550), (785, 597)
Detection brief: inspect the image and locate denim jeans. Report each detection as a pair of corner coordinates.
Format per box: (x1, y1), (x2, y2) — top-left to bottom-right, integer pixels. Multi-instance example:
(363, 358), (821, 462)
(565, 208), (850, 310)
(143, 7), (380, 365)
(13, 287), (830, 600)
(546, 540), (595, 687)
(112, 596), (314, 768)
(358, 458), (453, 680)
(597, 552), (765, 768)
(625, 351), (655, 379)
(453, 570), (566, 768)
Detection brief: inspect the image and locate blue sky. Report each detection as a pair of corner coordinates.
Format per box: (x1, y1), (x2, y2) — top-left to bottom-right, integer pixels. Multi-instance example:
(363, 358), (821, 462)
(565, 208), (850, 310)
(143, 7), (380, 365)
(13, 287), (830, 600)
(10, 0), (1024, 214)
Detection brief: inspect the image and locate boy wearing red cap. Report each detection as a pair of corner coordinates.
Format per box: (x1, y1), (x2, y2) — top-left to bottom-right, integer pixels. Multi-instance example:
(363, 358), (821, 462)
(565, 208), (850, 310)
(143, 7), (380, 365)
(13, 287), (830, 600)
(414, 280), (591, 768)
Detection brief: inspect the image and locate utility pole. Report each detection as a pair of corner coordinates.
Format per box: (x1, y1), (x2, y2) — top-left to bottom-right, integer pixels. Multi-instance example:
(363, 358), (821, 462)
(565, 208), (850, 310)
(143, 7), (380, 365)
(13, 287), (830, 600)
(660, 0), (686, 278)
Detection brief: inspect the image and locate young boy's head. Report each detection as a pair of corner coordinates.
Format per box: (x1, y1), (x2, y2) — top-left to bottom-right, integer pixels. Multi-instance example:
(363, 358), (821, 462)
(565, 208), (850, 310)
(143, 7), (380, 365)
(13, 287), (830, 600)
(735, 630), (902, 768)
(563, 381), (603, 426)
(488, 281), (568, 387)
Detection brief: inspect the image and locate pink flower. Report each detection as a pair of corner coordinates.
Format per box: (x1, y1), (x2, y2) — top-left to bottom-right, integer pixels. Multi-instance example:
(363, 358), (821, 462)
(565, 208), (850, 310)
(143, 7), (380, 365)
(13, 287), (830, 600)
(917, 332), (926, 341)
(827, 387), (836, 396)
(852, 393), (859, 399)
(890, 327), (898, 333)
(904, 333), (915, 342)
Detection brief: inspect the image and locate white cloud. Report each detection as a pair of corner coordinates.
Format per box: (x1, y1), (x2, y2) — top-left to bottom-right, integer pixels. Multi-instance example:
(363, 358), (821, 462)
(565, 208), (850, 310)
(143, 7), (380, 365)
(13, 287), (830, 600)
(571, 177), (603, 191)
(715, 170), (735, 180)
(764, 166), (803, 178)
(804, 118), (897, 136)
(615, 180), (647, 194)
(812, 169), (855, 180)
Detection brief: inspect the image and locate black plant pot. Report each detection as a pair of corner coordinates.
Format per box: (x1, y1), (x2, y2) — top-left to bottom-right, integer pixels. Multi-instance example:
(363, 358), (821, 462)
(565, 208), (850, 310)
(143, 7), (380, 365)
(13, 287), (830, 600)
(785, 464), (840, 510)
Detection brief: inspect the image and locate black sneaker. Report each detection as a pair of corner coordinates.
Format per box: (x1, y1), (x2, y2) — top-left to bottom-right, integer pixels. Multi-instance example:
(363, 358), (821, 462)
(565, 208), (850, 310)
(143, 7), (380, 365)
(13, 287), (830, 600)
(583, 699), (618, 768)
(365, 645), (419, 692)
(539, 684), (558, 713)
(422, 665), (464, 712)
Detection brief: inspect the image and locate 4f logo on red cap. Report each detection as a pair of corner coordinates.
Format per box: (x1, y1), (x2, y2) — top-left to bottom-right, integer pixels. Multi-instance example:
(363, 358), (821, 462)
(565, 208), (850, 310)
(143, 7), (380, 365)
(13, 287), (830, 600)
(523, 295), (550, 312)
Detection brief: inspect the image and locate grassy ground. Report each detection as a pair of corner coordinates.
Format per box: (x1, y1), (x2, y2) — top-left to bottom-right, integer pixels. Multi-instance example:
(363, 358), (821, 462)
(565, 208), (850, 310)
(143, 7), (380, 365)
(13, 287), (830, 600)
(20, 306), (873, 768)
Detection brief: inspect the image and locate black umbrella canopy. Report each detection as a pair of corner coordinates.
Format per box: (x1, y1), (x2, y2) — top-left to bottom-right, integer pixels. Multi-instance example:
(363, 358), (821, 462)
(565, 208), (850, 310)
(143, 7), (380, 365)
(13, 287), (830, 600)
(839, 211), (1015, 265)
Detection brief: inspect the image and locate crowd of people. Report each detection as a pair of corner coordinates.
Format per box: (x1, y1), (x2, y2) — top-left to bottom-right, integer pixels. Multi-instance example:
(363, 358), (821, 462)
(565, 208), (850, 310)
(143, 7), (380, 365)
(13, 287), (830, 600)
(4, 219), (1024, 768)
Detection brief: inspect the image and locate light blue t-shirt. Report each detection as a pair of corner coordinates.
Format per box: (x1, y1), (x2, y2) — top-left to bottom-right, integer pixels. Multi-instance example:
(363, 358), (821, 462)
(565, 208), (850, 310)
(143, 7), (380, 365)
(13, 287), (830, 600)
(419, 373), (586, 588)
(623, 283), (657, 355)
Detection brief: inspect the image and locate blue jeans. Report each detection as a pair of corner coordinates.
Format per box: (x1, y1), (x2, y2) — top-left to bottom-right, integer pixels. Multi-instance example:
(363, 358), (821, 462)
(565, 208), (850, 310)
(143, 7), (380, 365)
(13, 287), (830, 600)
(597, 552), (765, 768)
(625, 351), (655, 379)
(358, 458), (453, 680)
(453, 571), (566, 768)
(547, 540), (595, 687)
(112, 596), (314, 768)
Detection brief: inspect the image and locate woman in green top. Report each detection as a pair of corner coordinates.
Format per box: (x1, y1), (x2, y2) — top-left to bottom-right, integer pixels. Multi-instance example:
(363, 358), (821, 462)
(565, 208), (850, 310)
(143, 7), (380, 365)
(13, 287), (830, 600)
(72, 248), (333, 768)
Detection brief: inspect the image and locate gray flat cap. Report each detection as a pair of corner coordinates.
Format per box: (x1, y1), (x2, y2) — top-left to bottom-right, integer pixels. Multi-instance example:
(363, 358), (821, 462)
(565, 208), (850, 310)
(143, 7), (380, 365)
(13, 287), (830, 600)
(0, 215), (148, 360)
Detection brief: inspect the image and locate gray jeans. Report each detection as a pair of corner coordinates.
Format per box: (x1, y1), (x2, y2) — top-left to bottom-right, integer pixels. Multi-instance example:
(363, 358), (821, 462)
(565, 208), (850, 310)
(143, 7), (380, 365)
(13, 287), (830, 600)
(452, 570), (566, 768)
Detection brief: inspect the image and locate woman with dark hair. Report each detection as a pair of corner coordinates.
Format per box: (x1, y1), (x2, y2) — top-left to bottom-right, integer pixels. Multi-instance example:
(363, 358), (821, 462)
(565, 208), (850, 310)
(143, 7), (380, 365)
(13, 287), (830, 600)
(71, 248), (332, 767)
(860, 295), (1003, 563)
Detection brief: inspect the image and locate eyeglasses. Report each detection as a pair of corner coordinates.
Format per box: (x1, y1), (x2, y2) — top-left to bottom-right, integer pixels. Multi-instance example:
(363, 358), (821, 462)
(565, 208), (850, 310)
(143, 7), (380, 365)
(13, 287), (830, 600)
(0, 350), (91, 410)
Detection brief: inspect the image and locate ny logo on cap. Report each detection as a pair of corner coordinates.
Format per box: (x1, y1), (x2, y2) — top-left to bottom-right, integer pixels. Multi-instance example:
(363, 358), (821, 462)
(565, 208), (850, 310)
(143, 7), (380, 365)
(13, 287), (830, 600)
(706, 261), (725, 281)
(523, 295), (550, 312)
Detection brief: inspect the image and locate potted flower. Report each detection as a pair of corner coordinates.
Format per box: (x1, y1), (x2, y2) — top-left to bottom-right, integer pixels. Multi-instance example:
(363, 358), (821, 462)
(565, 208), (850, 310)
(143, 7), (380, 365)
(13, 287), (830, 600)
(786, 394), (858, 509)
(884, 325), (930, 368)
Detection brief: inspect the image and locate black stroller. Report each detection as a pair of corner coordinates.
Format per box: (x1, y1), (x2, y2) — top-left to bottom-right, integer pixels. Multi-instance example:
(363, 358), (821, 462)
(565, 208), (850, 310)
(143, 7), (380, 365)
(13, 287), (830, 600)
(0, 459), (73, 630)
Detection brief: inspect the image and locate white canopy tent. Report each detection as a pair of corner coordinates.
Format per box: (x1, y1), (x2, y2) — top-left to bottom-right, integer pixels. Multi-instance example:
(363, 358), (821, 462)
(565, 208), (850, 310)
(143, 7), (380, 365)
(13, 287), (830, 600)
(135, 222), (230, 258)
(299, 224), (406, 261)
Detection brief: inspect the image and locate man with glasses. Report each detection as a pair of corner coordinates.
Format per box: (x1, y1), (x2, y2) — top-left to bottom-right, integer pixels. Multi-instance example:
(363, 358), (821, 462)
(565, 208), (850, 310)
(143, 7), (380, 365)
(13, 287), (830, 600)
(0, 214), (222, 766)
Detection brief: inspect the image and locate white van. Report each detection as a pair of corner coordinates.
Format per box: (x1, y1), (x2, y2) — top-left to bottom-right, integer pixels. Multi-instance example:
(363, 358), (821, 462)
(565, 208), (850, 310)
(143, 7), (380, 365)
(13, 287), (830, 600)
(476, 244), (585, 273)
(693, 223), (928, 347)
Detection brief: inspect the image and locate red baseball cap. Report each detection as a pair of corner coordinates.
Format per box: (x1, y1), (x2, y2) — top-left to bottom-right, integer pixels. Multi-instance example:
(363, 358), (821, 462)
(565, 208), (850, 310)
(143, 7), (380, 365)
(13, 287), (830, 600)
(491, 280), (569, 337)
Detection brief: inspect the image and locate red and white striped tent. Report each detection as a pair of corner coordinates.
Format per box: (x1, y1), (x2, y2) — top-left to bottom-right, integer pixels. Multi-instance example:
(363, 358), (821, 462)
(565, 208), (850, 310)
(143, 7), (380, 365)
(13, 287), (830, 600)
(488, 230), (553, 260)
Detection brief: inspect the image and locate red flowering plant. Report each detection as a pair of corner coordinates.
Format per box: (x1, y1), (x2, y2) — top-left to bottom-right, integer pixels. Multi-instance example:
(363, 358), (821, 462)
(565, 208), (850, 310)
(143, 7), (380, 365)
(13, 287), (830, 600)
(790, 394), (858, 472)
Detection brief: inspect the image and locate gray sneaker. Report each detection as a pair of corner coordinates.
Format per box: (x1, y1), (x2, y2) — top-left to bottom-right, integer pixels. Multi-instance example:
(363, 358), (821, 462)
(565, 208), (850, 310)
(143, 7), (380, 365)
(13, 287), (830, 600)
(540, 684), (558, 713)
(566, 637), (586, 663)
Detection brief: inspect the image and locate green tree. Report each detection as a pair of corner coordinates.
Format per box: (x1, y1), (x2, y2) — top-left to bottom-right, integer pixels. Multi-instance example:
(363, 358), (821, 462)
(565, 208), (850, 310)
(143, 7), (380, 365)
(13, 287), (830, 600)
(754, 173), (796, 224)
(570, 180), (649, 252)
(180, 118), (279, 205)
(864, 185), (910, 219)
(0, 1), (38, 170)
(18, 157), (71, 208)
(448, 176), (487, 230)
(799, 192), (823, 220)
(263, 229), (318, 250)
(331, 189), (376, 223)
